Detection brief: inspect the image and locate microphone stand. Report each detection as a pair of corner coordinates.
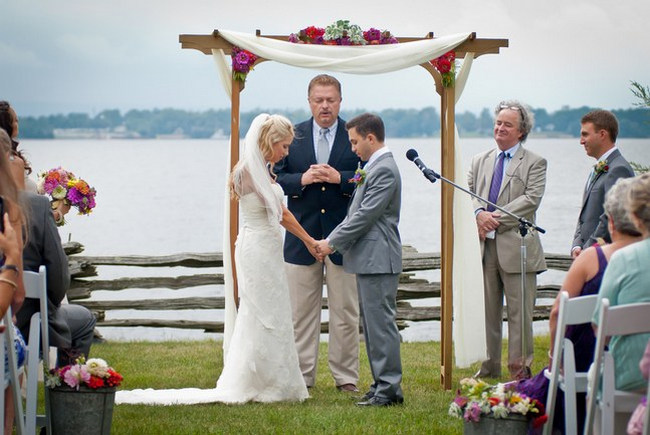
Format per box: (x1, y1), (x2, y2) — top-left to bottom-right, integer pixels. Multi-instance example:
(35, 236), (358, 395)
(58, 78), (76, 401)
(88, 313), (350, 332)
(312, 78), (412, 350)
(421, 167), (545, 378)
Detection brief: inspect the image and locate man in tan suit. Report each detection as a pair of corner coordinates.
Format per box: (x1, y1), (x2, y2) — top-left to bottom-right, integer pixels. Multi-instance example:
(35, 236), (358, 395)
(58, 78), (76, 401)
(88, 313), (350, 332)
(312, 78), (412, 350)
(468, 100), (547, 379)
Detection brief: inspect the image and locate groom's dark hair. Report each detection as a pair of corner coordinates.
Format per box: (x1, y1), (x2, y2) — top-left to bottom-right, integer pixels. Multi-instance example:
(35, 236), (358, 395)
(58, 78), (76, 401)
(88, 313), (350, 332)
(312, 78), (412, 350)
(346, 113), (385, 142)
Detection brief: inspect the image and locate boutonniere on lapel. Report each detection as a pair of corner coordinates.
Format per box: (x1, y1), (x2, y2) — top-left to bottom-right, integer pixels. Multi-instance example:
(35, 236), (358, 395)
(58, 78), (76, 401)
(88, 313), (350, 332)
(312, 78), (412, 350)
(348, 163), (367, 187)
(594, 160), (609, 175)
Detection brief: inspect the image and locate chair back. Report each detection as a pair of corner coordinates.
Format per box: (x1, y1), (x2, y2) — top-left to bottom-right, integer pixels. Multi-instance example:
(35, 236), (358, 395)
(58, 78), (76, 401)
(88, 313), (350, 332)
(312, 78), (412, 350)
(585, 299), (650, 435)
(22, 266), (51, 435)
(544, 292), (598, 435)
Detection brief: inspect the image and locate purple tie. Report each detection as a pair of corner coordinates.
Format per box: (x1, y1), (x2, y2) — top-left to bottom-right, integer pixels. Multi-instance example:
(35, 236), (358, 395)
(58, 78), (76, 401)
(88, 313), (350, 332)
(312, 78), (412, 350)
(487, 152), (505, 212)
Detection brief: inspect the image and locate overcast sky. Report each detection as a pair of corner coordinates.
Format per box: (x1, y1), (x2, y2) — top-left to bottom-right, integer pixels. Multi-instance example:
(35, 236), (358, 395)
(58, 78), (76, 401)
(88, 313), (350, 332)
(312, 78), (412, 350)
(2, 0), (649, 117)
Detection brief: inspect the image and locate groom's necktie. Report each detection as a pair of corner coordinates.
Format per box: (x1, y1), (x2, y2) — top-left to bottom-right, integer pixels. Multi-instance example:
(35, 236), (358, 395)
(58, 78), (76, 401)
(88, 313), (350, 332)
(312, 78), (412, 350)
(487, 152), (506, 212)
(317, 128), (330, 164)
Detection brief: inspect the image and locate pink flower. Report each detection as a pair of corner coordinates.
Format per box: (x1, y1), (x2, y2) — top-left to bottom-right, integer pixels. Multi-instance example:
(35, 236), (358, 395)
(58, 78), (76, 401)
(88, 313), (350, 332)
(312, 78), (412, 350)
(63, 364), (91, 390)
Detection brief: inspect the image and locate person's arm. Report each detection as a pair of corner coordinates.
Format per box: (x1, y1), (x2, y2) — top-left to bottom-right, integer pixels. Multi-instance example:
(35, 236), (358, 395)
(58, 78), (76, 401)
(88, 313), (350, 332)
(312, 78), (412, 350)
(0, 213), (25, 317)
(585, 166), (635, 247)
(280, 205), (321, 261)
(328, 165), (396, 254)
(548, 246), (593, 362)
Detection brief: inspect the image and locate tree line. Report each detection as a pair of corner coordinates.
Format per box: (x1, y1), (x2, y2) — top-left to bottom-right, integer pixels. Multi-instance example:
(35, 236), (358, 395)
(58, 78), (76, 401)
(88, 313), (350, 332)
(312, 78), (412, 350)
(19, 106), (650, 139)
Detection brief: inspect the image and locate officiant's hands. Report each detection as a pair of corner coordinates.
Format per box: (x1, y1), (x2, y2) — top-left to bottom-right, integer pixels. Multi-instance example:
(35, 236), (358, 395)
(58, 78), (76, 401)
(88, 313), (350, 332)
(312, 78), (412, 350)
(301, 164), (341, 185)
(476, 210), (501, 241)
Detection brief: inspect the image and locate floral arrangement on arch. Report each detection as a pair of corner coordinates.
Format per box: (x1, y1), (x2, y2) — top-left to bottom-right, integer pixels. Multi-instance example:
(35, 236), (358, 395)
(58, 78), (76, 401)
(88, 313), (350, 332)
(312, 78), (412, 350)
(46, 357), (123, 390)
(289, 20), (398, 45)
(448, 378), (547, 428)
(430, 50), (457, 88)
(37, 167), (97, 226)
(231, 46), (259, 83)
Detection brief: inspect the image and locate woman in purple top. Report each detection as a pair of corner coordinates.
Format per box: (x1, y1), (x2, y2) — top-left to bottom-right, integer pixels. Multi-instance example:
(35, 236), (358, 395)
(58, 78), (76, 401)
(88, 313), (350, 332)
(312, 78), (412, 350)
(517, 178), (642, 434)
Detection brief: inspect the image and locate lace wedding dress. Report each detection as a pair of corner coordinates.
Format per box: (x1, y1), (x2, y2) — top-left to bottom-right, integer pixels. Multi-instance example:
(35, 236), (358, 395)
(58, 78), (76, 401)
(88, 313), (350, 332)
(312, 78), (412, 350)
(116, 183), (308, 405)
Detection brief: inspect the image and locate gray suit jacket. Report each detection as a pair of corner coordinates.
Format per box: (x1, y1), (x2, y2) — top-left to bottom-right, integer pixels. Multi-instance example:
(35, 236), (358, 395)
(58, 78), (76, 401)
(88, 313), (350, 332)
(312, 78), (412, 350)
(16, 192), (72, 348)
(468, 145), (547, 273)
(572, 148), (634, 250)
(328, 152), (402, 275)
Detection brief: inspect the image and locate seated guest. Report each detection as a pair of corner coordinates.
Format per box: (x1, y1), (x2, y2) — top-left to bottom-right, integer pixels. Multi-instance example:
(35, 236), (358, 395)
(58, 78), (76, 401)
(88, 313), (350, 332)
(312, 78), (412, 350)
(15, 192), (97, 367)
(0, 101), (37, 192)
(0, 129), (27, 435)
(627, 338), (650, 435)
(517, 177), (642, 434)
(592, 173), (650, 391)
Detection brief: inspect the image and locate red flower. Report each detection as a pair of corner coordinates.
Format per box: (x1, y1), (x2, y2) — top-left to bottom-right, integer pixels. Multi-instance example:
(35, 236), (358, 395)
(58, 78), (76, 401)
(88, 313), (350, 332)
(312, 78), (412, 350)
(87, 376), (105, 389)
(487, 397), (500, 406)
(444, 50), (456, 62)
(437, 58), (452, 73)
(106, 369), (124, 387)
(533, 414), (548, 428)
(305, 26), (325, 39)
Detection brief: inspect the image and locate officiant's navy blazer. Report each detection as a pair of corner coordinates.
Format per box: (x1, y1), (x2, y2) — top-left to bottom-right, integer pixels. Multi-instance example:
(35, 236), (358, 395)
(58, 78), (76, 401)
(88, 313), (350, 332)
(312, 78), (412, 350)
(275, 117), (360, 265)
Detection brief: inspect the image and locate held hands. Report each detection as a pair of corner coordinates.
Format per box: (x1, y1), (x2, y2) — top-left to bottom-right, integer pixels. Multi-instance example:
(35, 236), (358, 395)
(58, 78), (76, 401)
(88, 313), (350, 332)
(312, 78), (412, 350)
(52, 199), (72, 224)
(305, 239), (335, 262)
(306, 239), (325, 262)
(301, 164), (341, 186)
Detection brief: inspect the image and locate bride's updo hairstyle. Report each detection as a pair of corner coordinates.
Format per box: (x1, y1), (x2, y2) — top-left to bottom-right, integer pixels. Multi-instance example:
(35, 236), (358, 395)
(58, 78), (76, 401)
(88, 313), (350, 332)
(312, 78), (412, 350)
(627, 173), (650, 236)
(258, 114), (294, 164)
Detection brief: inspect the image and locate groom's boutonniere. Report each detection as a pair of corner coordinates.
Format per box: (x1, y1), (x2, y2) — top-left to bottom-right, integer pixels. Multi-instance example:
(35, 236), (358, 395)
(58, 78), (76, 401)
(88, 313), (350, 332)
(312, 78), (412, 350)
(348, 163), (366, 186)
(594, 160), (609, 175)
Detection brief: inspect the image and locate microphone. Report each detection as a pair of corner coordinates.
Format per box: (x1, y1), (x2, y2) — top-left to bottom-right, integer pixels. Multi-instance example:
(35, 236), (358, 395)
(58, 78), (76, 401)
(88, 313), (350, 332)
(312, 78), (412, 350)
(406, 149), (438, 183)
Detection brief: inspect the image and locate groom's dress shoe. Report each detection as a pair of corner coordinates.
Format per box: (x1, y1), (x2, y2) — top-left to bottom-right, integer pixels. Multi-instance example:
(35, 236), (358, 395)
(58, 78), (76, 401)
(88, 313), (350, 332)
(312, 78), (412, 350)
(356, 391), (374, 401)
(356, 396), (404, 407)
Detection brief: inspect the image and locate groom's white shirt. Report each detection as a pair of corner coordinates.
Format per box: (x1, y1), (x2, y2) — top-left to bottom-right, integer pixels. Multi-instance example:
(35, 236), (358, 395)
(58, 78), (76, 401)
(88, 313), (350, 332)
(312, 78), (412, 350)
(365, 146), (390, 169)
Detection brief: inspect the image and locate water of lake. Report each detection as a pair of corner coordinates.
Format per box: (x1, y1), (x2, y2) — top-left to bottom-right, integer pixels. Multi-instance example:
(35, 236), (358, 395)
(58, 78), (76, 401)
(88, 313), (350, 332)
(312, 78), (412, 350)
(20, 137), (650, 342)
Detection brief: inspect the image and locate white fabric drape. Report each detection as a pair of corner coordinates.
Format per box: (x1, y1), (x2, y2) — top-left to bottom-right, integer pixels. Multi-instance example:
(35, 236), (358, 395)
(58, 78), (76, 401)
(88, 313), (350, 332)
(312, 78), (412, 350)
(451, 53), (487, 367)
(213, 31), (484, 367)
(217, 30), (471, 74)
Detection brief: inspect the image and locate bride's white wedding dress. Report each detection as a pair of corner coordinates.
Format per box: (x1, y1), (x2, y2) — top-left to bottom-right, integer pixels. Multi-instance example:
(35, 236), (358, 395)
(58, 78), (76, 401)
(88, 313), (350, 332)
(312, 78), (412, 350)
(116, 183), (308, 405)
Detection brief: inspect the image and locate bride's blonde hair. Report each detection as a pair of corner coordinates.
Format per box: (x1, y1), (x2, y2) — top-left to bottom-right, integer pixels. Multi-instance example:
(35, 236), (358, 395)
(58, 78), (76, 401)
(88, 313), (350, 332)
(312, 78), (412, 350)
(230, 114), (294, 200)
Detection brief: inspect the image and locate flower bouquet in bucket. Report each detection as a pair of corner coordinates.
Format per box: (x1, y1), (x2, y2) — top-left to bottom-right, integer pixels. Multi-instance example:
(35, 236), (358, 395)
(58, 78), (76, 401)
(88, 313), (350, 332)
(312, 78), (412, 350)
(36, 167), (97, 226)
(449, 378), (547, 434)
(46, 357), (122, 435)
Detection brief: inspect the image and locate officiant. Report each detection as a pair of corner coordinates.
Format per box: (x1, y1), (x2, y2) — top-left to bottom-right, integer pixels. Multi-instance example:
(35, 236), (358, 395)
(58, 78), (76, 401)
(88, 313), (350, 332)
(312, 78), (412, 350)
(274, 74), (361, 392)
(467, 100), (547, 380)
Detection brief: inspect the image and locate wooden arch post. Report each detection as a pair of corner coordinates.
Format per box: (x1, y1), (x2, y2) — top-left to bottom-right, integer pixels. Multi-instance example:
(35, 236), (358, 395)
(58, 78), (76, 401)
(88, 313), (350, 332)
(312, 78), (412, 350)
(179, 31), (507, 389)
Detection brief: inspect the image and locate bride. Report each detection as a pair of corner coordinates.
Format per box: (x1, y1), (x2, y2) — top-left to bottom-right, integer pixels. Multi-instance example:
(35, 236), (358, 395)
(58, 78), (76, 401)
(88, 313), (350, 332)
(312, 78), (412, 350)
(117, 114), (319, 405)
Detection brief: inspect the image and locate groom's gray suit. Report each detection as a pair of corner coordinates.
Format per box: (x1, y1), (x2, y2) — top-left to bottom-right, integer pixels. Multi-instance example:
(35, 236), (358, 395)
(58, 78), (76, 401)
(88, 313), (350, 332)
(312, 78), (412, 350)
(572, 148), (634, 250)
(328, 150), (403, 401)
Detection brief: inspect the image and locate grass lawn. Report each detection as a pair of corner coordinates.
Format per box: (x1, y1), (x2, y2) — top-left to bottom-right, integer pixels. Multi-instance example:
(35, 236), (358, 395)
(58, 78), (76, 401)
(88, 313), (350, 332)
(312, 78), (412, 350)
(94, 335), (551, 434)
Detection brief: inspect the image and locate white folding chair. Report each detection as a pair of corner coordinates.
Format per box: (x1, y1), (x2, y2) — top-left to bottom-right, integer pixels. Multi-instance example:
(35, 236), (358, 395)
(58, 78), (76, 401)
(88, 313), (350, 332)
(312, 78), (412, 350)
(0, 306), (25, 435)
(643, 364), (650, 435)
(543, 292), (599, 435)
(584, 299), (650, 435)
(22, 266), (50, 435)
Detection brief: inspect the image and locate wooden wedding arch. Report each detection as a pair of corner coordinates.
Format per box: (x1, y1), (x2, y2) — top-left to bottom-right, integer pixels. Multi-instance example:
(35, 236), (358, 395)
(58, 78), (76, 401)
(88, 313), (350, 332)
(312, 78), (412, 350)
(179, 30), (508, 389)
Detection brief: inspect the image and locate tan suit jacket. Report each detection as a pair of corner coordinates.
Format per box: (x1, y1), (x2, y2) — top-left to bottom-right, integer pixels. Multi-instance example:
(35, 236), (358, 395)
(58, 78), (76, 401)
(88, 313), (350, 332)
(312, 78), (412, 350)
(468, 145), (547, 273)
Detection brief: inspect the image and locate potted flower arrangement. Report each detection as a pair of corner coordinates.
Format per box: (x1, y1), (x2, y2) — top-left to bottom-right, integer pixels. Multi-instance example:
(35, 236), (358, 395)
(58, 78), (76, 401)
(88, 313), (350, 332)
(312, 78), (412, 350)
(46, 357), (123, 435)
(449, 378), (547, 435)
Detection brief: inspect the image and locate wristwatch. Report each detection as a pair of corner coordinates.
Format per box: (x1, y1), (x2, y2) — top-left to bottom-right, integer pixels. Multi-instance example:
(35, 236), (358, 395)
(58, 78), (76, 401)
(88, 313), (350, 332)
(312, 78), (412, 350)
(327, 241), (337, 253)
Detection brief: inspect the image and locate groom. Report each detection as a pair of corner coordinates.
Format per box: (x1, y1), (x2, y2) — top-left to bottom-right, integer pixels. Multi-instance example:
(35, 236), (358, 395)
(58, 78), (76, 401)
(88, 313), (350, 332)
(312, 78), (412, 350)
(316, 113), (404, 407)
